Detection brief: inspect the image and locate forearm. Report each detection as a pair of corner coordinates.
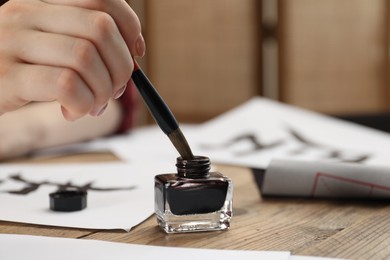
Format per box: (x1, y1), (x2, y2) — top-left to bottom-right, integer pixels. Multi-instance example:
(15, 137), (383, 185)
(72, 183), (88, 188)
(0, 100), (122, 160)
(36, 100), (122, 149)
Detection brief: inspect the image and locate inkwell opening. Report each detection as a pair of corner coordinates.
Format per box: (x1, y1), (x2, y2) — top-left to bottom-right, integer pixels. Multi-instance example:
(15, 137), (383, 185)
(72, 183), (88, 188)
(176, 156), (211, 179)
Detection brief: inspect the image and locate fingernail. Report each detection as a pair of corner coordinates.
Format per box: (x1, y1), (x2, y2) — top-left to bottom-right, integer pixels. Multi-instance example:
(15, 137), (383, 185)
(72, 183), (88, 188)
(135, 34), (145, 57)
(90, 103), (108, 117)
(113, 84), (127, 99)
(96, 103), (108, 116)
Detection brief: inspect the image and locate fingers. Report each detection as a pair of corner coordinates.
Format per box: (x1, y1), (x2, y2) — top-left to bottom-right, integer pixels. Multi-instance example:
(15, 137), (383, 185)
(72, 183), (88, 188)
(14, 31), (113, 116)
(4, 63), (95, 120)
(41, 0), (145, 57)
(0, 0), (144, 120)
(31, 3), (133, 95)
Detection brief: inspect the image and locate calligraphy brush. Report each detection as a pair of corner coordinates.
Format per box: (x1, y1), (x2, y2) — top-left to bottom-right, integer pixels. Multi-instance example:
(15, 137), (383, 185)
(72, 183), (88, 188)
(131, 61), (194, 160)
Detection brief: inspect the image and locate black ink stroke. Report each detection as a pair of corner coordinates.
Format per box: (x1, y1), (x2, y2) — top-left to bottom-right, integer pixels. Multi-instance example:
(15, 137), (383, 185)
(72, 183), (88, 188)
(200, 133), (285, 156)
(200, 126), (370, 163)
(0, 173), (137, 195)
(287, 127), (370, 163)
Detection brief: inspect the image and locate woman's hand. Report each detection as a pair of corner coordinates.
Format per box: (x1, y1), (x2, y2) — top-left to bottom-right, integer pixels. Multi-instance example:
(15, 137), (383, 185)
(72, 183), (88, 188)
(0, 0), (145, 120)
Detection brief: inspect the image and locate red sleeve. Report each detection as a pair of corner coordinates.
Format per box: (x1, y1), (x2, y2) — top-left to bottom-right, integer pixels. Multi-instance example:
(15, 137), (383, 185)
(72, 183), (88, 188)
(115, 83), (139, 134)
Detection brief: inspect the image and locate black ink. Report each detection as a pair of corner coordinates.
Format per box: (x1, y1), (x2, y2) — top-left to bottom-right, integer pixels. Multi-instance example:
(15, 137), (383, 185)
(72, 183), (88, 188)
(155, 173), (229, 215)
(199, 126), (370, 163)
(0, 173), (136, 195)
(287, 127), (370, 163)
(6, 174), (42, 195)
(200, 133), (285, 156)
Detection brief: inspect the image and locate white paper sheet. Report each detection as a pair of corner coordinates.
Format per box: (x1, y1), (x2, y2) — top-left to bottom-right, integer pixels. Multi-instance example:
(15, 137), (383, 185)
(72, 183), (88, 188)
(80, 97), (390, 170)
(192, 97), (390, 169)
(0, 234), (341, 260)
(0, 162), (173, 230)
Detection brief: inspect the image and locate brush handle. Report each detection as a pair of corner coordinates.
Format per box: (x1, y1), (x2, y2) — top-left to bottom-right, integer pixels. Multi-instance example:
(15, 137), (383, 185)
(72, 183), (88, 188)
(131, 61), (179, 135)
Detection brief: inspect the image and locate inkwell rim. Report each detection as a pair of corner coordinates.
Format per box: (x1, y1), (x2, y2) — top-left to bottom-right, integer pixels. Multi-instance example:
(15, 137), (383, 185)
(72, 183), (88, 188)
(176, 155), (211, 179)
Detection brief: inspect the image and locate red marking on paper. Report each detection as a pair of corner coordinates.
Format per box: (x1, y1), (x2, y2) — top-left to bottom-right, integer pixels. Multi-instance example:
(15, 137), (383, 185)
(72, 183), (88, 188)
(310, 172), (390, 197)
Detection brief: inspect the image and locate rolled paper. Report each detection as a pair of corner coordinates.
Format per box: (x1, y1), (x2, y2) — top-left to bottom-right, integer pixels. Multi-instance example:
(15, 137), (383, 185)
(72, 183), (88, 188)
(257, 159), (390, 198)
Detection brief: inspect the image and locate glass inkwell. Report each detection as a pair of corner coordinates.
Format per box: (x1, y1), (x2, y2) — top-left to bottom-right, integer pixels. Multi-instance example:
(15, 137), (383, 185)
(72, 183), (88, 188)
(154, 155), (233, 233)
(131, 61), (232, 233)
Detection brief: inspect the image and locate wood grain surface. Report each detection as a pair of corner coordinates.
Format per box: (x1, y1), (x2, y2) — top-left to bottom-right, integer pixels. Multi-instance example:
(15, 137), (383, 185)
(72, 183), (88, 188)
(1, 152), (389, 259)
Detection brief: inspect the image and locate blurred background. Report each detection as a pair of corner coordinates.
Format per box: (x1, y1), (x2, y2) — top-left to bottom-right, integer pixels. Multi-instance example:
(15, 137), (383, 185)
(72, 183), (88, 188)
(129, 0), (390, 127)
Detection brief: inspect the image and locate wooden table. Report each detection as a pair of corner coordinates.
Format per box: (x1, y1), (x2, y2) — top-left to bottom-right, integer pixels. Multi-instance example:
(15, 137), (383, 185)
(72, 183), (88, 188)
(1, 152), (389, 260)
